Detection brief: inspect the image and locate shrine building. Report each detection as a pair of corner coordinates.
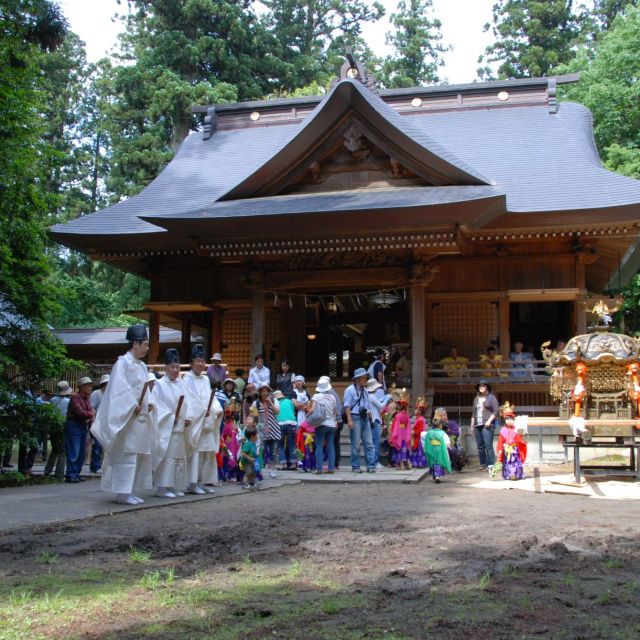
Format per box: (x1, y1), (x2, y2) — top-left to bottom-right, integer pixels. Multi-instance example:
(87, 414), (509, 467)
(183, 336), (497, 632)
(50, 59), (640, 401)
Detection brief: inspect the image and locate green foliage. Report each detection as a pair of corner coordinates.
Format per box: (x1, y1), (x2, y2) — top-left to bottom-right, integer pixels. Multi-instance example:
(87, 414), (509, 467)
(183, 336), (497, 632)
(381, 0), (448, 88)
(262, 0), (385, 91)
(557, 6), (640, 179)
(48, 263), (150, 327)
(478, 0), (582, 79)
(0, 1), (76, 452)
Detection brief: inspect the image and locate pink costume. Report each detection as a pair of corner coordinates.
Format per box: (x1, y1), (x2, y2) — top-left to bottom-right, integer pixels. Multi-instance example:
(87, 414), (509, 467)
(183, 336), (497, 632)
(390, 408), (412, 464)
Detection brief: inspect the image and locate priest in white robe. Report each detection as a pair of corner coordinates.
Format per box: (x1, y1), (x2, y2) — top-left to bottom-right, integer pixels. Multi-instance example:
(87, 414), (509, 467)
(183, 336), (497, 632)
(91, 324), (160, 505)
(184, 343), (223, 494)
(153, 348), (193, 498)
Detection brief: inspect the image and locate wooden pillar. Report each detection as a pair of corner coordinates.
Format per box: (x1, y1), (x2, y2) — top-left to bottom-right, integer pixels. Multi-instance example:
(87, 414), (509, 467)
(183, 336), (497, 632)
(575, 297), (587, 335)
(410, 264), (427, 402)
(148, 311), (160, 364)
(410, 285), (426, 401)
(181, 317), (191, 362)
(210, 307), (222, 357)
(291, 297), (306, 374)
(575, 255), (587, 335)
(249, 272), (265, 359)
(499, 296), (510, 358)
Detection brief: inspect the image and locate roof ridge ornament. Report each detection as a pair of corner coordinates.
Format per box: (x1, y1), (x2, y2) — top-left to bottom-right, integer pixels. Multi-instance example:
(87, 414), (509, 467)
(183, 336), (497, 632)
(333, 46), (379, 94)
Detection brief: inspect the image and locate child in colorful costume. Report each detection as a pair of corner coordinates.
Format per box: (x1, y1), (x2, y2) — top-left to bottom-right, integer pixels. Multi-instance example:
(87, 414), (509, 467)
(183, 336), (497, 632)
(380, 386), (399, 466)
(389, 389), (412, 470)
(220, 396), (241, 481)
(424, 417), (452, 483)
(410, 397), (428, 468)
(434, 407), (466, 471)
(295, 420), (316, 471)
(496, 402), (527, 480)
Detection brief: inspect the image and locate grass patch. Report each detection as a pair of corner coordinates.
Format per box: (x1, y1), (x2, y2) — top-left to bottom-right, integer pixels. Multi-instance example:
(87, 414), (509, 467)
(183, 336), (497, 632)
(38, 551), (59, 565)
(129, 546), (153, 564)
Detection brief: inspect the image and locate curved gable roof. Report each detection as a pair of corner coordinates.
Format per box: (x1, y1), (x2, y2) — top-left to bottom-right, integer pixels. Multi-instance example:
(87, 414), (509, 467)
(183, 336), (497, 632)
(219, 79), (491, 201)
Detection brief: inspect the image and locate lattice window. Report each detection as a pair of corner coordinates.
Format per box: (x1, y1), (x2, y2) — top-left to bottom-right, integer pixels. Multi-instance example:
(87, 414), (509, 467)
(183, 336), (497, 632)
(221, 309), (251, 372)
(431, 301), (498, 361)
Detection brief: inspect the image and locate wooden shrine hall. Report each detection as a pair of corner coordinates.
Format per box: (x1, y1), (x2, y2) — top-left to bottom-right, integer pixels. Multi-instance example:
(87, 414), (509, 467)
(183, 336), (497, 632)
(51, 57), (640, 400)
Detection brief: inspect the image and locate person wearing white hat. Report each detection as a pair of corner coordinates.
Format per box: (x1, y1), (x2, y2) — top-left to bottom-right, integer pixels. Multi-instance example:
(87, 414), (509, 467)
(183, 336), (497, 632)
(89, 374), (110, 473)
(183, 343), (223, 494)
(309, 376), (338, 474)
(92, 323), (160, 505)
(206, 352), (227, 390)
(343, 368), (376, 473)
(65, 377), (95, 483)
(44, 381), (72, 479)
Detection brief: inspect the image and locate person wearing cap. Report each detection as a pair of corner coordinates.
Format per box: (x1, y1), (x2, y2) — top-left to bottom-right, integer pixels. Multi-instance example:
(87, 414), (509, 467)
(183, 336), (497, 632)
(92, 323), (159, 505)
(44, 381), (72, 479)
(88, 374), (110, 474)
(153, 348), (194, 498)
(343, 368), (376, 473)
(184, 343), (224, 494)
(308, 376), (338, 474)
(233, 368), (247, 397)
(276, 359), (295, 397)
(470, 380), (499, 471)
(248, 354), (271, 387)
(366, 378), (391, 470)
(273, 389), (297, 471)
(367, 348), (387, 391)
(64, 377), (96, 483)
(206, 353), (227, 390)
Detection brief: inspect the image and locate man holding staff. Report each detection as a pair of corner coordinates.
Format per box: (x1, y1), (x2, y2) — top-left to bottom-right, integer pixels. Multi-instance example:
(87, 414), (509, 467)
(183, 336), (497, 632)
(153, 348), (193, 498)
(92, 323), (159, 505)
(184, 343), (223, 494)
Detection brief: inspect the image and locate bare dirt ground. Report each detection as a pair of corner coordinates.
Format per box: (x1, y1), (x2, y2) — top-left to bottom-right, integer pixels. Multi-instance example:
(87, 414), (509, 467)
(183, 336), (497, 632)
(1, 471), (639, 639)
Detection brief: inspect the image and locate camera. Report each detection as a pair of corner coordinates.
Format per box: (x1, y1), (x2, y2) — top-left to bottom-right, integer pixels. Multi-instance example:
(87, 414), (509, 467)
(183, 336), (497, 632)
(359, 407), (368, 419)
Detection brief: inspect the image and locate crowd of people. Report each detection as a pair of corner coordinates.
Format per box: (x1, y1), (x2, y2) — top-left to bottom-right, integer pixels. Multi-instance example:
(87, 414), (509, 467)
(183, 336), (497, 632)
(3, 325), (533, 496)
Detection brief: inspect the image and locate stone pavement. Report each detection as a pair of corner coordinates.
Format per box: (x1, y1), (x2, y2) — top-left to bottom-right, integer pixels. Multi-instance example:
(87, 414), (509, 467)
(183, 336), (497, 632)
(0, 465), (428, 533)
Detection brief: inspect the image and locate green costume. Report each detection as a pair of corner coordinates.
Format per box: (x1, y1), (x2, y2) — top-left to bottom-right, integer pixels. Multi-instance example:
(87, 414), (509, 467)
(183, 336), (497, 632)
(424, 428), (452, 473)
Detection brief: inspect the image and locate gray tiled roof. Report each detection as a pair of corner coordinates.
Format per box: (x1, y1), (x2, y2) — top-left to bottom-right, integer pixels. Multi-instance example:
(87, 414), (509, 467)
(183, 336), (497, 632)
(51, 78), (640, 240)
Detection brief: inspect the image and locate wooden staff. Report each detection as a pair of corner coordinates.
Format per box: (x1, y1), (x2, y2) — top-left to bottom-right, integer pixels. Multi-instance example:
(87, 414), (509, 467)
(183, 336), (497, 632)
(137, 381), (149, 408)
(174, 394), (185, 426)
(206, 389), (215, 415)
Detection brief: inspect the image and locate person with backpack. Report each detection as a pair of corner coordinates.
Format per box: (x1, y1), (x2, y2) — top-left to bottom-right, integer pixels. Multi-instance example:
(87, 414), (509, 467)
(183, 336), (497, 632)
(307, 376), (338, 474)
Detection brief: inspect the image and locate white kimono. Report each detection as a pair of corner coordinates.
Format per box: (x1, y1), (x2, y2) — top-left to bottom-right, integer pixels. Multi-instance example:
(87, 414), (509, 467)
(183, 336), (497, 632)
(153, 374), (193, 490)
(91, 351), (159, 495)
(184, 370), (223, 485)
